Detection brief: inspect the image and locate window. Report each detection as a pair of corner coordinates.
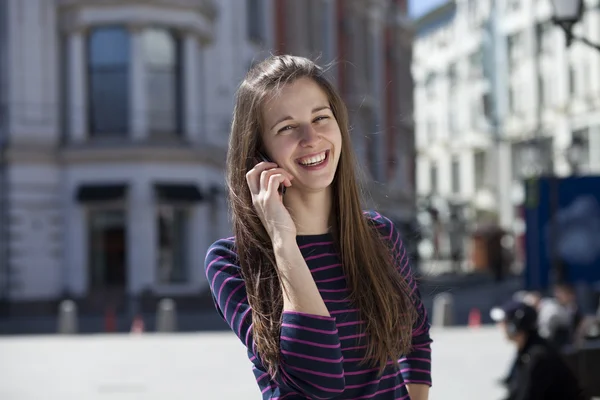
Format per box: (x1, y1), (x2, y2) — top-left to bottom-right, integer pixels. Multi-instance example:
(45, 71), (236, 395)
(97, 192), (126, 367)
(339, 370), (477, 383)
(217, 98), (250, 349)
(469, 51), (482, 78)
(506, 0), (520, 12)
(536, 21), (553, 55)
(507, 32), (523, 73)
(88, 27), (130, 135)
(427, 118), (436, 140)
(508, 85), (517, 114)
(430, 163), (438, 193)
(569, 65), (576, 96)
(320, 0), (334, 62)
(448, 64), (457, 87)
(157, 206), (190, 284)
(448, 105), (458, 136)
(425, 73), (436, 99)
(88, 210), (127, 288)
(474, 151), (486, 189)
(571, 128), (590, 170)
(538, 74), (548, 107)
(142, 28), (182, 135)
(0, 0), (6, 142)
(451, 158), (460, 194)
(247, 0), (264, 43)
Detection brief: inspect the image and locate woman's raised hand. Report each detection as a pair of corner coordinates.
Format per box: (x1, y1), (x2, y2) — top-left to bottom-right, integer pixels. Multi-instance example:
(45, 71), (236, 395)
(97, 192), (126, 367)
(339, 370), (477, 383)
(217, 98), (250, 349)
(246, 161), (296, 242)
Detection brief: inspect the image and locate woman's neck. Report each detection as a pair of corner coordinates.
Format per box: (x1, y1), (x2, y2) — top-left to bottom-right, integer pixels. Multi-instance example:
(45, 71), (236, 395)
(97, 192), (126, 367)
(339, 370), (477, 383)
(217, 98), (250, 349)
(284, 188), (333, 235)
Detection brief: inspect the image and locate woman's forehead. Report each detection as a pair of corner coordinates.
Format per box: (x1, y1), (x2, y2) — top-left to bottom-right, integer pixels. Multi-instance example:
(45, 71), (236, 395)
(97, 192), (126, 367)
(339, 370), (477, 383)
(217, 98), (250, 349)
(261, 78), (328, 122)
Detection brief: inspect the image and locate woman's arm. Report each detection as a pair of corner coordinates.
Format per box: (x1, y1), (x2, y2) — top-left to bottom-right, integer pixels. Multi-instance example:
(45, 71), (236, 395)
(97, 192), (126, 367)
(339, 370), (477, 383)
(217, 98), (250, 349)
(205, 239), (345, 399)
(407, 384), (430, 400)
(274, 238), (330, 316)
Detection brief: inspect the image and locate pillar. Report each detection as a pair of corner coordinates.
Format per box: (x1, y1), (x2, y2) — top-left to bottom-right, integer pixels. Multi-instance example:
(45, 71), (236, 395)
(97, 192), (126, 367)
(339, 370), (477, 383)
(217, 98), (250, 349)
(68, 28), (87, 143)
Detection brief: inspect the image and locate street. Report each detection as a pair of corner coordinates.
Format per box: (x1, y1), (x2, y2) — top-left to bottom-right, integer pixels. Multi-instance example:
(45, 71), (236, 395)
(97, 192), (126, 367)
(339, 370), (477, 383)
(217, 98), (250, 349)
(0, 327), (513, 400)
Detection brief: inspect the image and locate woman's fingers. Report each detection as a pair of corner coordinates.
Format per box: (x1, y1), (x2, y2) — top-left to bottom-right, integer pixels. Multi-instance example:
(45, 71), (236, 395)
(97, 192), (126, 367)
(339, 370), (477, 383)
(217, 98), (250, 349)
(266, 173), (288, 198)
(246, 161), (277, 194)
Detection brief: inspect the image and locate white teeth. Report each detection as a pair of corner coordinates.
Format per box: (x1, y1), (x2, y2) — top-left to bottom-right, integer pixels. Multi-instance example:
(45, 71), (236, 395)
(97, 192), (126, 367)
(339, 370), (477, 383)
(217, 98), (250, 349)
(299, 152), (326, 166)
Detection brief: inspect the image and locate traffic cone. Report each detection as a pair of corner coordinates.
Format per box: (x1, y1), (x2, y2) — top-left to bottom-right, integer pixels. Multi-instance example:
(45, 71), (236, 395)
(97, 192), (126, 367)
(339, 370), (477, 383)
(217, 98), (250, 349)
(104, 308), (116, 332)
(130, 315), (145, 334)
(468, 308), (481, 328)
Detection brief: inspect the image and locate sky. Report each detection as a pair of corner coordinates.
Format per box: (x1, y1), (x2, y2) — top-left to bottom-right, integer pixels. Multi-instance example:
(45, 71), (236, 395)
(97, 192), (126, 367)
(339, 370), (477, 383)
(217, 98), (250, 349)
(408, 0), (449, 19)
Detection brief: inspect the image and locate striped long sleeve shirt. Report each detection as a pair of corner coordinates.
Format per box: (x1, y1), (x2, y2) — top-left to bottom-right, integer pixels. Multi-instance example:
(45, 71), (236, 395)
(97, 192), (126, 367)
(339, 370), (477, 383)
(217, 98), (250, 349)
(205, 210), (432, 399)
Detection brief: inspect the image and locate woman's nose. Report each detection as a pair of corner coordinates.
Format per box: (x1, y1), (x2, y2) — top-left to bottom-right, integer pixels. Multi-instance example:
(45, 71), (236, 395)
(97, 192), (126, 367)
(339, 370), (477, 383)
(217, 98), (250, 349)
(299, 124), (320, 146)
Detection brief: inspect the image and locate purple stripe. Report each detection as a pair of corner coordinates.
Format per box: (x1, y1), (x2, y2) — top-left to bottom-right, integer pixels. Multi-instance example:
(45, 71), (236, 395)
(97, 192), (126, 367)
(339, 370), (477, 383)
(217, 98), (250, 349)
(315, 275), (345, 283)
(238, 307), (252, 345)
(311, 263), (342, 273)
(336, 320), (364, 327)
(299, 241), (333, 249)
(339, 332), (366, 341)
(245, 322), (253, 350)
(404, 379), (432, 386)
(255, 372), (269, 383)
(278, 367), (327, 399)
(261, 384), (276, 394)
(352, 383), (409, 399)
(283, 311), (334, 321)
(411, 346), (431, 353)
(222, 281), (245, 319)
(400, 367), (431, 374)
(343, 344), (368, 352)
(345, 368), (402, 389)
(319, 287), (348, 293)
(280, 336), (341, 348)
(281, 323), (337, 334)
(386, 217), (394, 240)
(216, 274), (239, 305)
(324, 298), (350, 304)
(231, 295), (247, 327)
(285, 364), (345, 378)
(280, 365), (345, 395)
(330, 308), (359, 315)
(344, 361), (395, 376)
(281, 349), (343, 363)
(305, 252), (338, 261)
(399, 357), (431, 363)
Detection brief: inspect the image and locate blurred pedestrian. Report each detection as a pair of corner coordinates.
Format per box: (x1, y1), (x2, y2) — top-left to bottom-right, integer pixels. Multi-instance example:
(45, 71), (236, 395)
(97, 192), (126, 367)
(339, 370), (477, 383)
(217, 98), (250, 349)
(522, 291), (571, 349)
(553, 282), (584, 344)
(491, 300), (586, 400)
(204, 55), (432, 400)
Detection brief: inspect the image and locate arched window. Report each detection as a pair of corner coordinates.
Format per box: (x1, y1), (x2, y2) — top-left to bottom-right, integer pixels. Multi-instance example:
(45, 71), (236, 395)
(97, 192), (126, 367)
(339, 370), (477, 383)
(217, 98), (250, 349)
(88, 27), (130, 135)
(143, 28), (182, 135)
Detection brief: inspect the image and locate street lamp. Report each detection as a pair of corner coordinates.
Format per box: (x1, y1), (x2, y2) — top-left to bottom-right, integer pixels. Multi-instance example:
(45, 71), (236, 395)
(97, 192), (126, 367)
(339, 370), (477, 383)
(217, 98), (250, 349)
(551, 0), (600, 50)
(519, 139), (545, 179)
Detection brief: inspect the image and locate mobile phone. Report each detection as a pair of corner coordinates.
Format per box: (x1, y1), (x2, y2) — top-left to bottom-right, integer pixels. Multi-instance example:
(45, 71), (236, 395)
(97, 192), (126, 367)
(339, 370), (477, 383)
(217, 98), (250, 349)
(258, 151), (286, 196)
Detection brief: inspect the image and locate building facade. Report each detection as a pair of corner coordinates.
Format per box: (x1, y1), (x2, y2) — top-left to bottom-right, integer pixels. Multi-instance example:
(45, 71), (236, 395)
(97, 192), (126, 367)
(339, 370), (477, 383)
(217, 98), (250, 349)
(0, 0), (417, 315)
(0, 0), (276, 314)
(413, 0), (600, 236)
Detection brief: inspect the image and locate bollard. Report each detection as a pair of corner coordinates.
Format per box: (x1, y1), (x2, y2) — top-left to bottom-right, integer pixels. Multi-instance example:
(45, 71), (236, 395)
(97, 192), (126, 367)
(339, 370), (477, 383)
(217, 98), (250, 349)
(432, 292), (454, 327)
(57, 299), (78, 334)
(156, 298), (178, 333)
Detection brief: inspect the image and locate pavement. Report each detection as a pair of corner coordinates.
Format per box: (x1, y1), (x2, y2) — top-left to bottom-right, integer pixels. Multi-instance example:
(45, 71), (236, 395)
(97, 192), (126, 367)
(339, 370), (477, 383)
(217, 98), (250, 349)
(0, 327), (514, 400)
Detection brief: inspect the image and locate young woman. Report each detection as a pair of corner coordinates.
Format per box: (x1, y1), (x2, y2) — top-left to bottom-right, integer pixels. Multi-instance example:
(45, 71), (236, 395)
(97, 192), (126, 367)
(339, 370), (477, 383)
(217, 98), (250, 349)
(205, 55), (432, 399)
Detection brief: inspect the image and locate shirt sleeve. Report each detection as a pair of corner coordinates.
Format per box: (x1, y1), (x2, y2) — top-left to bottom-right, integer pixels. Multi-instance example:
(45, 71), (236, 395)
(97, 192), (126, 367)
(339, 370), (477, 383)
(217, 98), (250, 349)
(205, 238), (345, 399)
(369, 211), (433, 387)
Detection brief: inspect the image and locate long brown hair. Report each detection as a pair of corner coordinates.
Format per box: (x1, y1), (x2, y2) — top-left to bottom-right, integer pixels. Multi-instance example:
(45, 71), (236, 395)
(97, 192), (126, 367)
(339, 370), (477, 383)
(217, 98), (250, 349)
(226, 55), (417, 376)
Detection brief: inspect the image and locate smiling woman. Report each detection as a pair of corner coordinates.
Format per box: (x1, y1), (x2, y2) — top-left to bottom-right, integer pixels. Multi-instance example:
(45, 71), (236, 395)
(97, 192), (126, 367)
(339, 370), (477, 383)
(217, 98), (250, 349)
(205, 55), (432, 400)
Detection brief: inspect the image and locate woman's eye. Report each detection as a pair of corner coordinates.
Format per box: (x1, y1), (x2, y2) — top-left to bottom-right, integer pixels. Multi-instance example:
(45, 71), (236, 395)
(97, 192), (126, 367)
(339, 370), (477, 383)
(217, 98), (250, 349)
(278, 125), (295, 133)
(313, 116), (329, 123)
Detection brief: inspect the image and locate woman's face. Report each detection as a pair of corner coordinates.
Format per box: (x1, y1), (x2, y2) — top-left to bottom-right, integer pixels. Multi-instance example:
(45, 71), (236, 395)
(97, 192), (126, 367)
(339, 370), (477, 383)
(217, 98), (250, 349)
(260, 77), (342, 194)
